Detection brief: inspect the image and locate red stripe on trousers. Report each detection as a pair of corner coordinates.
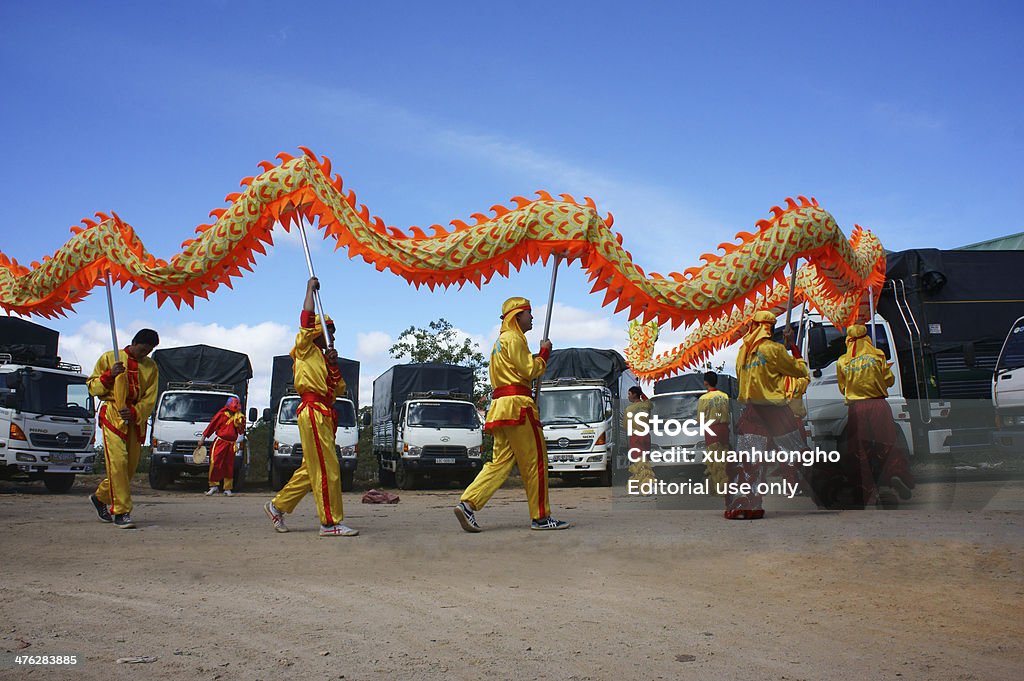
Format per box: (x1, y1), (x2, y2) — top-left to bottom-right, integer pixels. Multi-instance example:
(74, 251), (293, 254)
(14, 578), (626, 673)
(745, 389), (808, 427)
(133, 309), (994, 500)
(525, 409), (548, 519)
(308, 411), (335, 526)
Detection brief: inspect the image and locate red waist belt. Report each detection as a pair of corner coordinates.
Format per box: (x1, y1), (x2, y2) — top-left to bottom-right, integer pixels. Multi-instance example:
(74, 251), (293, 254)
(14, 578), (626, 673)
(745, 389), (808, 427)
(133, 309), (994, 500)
(298, 392), (335, 420)
(491, 385), (533, 399)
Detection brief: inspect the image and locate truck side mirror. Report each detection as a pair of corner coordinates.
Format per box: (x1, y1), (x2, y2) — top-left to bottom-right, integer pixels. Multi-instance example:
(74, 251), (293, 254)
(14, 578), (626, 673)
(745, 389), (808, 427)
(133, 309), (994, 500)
(360, 411), (372, 428)
(812, 368), (823, 378)
(5, 372), (21, 390)
(262, 408), (272, 421)
(1, 390), (18, 410)
(248, 407), (258, 423)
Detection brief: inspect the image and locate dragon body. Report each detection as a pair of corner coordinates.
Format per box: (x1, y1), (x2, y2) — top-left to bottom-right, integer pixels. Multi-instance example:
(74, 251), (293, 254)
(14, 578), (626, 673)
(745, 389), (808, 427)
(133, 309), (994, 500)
(0, 148), (885, 379)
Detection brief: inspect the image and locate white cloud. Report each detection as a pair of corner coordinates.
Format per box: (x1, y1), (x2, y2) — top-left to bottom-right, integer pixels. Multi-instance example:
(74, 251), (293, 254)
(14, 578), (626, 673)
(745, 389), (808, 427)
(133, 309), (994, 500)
(356, 331), (393, 359)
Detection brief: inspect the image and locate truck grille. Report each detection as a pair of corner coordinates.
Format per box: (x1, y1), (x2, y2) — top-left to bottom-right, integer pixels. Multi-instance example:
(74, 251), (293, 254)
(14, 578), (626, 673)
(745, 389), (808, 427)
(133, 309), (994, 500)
(422, 445), (468, 458)
(292, 444), (344, 458)
(29, 433), (92, 450)
(544, 438), (592, 451)
(172, 440), (200, 454)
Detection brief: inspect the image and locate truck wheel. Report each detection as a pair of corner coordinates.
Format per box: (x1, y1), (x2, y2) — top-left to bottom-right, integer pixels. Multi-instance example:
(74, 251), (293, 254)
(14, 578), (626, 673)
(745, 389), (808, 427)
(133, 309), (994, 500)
(395, 462), (418, 490)
(232, 461), (246, 492)
(43, 473), (75, 494)
(341, 470), (354, 492)
(598, 467), (613, 487)
(270, 463), (287, 491)
(149, 464), (173, 490)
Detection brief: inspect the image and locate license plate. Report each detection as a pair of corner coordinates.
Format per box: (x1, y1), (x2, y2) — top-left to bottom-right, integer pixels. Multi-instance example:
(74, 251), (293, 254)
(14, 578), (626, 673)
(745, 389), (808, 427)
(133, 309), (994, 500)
(184, 455), (194, 464)
(435, 458), (456, 464)
(550, 455), (573, 463)
(49, 452), (75, 463)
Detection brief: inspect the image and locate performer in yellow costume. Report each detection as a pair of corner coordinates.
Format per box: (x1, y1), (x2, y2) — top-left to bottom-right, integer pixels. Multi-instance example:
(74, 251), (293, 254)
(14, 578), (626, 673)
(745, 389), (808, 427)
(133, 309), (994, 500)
(87, 329), (160, 529)
(264, 277), (358, 537)
(697, 371), (731, 490)
(837, 324), (914, 506)
(730, 311), (809, 519)
(454, 297), (570, 532)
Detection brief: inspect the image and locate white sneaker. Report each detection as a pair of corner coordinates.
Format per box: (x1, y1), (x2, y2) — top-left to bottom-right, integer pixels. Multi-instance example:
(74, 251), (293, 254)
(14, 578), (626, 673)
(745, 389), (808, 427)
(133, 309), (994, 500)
(264, 501), (288, 533)
(454, 501), (482, 533)
(319, 523), (359, 537)
(205, 487), (219, 496)
(223, 490), (235, 497)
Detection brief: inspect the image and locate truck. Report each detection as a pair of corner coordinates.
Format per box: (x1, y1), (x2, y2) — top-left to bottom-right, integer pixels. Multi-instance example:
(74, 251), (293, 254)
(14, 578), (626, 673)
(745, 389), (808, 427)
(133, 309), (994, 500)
(372, 363), (482, 490)
(538, 348), (636, 486)
(266, 353), (360, 491)
(148, 344), (254, 490)
(0, 317), (97, 493)
(992, 315), (1024, 454)
(795, 248), (1024, 462)
(647, 372), (740, 480)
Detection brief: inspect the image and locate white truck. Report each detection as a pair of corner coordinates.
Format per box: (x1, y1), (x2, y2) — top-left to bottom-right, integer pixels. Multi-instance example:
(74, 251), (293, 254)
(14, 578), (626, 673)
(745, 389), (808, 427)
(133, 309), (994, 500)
(646, 373), (740, 480)
(539, 348), (635, 486)
(266, 354), (360, 492)
(148, 345), (255, 490)
(372, 363), (483, 490)
(0, 318), (97, 493)
(993, 315), (1024, 454)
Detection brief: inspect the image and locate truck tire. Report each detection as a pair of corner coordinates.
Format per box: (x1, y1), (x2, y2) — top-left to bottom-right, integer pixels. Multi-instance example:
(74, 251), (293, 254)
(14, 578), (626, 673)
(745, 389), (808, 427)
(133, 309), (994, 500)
(270, 463), (287, 491)
(598, 467), (613, 487)
(232, 461), (246, 492)
(395, 462), (418, 490)
(43, 472), (75, 494)
(149, 464), (173, 490)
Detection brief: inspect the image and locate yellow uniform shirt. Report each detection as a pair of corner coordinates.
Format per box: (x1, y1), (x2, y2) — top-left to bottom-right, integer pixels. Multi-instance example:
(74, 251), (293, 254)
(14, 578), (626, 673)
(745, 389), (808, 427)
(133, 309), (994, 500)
(837, 348), (893, 402)
(484, 326), (546, 427)
(87, 349), (159, 437)
(697, 389), (731, 424)
(292, 318), (346, 400)
(737, 340), (809, 405)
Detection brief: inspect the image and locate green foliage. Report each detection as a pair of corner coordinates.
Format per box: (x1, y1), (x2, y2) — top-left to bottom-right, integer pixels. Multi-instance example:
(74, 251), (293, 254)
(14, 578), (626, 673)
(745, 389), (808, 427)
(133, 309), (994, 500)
(389, 318), (490, 399)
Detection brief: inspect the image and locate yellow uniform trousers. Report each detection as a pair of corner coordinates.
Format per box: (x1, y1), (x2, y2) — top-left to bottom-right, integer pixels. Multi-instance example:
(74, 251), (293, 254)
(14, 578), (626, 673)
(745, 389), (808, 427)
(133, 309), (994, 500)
(95, 413), (141, 515)
(272, 405), (343, 525)
(462, 408), (551, 521)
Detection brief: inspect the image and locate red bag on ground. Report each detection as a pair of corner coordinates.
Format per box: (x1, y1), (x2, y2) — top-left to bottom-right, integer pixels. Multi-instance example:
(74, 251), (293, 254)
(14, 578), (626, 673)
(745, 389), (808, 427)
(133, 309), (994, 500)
(361, 489), (400, 504)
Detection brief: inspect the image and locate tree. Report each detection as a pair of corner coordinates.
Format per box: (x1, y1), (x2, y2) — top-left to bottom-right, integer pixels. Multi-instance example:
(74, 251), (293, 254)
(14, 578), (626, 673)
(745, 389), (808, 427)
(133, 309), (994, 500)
(389, 318), (490, 398)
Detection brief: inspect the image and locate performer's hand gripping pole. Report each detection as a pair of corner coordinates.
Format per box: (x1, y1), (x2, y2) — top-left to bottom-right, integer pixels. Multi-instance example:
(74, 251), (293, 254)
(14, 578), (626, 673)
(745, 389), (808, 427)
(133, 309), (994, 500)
(104, 272), (120, 363)
(296, 217), (334, 349)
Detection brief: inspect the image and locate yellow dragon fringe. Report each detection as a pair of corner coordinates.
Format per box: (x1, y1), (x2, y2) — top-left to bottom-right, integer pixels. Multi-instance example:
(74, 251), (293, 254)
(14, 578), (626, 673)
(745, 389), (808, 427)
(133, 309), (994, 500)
(0, 148), (885, 379)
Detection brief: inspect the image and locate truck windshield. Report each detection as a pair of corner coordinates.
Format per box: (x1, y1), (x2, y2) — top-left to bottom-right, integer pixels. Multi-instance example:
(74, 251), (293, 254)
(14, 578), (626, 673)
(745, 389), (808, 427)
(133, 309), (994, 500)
(539, 389), (604, 425)
(8, 370), (93, 418)
(158, 393), (236, 422)
(651, 393), (700, 422)
(407, 402), (479, 429)
(278, 397), (357, 427)
(807, 323), (892, 370)
(997, 319), (1024, 373)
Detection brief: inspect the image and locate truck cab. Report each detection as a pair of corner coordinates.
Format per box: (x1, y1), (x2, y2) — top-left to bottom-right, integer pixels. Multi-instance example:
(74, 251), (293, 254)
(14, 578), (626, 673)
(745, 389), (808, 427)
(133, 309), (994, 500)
(383, 391), (483, 490)
(270, 392), (358, 491)
(539, 378), (616, 486)
(149, 382), (249, 490)
(0, 353), (97, 493)
(993, 316), (1024, 453)
(646, 388), (707, 479)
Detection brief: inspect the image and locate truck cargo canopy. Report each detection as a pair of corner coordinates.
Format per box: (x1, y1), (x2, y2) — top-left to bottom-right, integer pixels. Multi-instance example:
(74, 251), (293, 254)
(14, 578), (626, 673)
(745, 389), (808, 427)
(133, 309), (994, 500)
(542, 348), (630, 398)
(653, 373), (738, 399)
(373, 363), (474, 423)
(269, 354), (360, 415)
(0, 317), (60, 364)
(152, 345), (253, 407)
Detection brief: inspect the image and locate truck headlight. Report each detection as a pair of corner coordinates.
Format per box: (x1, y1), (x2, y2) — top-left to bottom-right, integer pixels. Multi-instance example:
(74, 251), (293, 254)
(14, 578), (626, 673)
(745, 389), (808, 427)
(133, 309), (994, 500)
(467, 446), (482, 458)
(403, 444), (422, 458)
(154, 440), (172, 453)
(16, 453), (36, 462)
(338, 445), (356, 458)
(277, 444), (293, 455)
(587, 454), (603, 462)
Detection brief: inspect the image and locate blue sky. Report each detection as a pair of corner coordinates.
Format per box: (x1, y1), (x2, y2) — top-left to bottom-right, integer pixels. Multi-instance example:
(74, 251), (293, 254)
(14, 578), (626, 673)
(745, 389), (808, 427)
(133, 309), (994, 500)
(2, 1), (1021, 410)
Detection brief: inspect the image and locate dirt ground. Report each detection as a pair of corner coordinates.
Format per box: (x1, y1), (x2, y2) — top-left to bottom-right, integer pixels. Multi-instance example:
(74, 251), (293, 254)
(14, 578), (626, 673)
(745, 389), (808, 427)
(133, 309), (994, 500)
(1, 474), (1022, 681)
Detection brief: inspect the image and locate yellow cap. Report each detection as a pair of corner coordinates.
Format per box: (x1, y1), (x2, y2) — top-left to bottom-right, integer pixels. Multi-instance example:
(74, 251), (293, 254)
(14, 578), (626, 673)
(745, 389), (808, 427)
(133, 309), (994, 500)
(501, 297), (531, 319)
